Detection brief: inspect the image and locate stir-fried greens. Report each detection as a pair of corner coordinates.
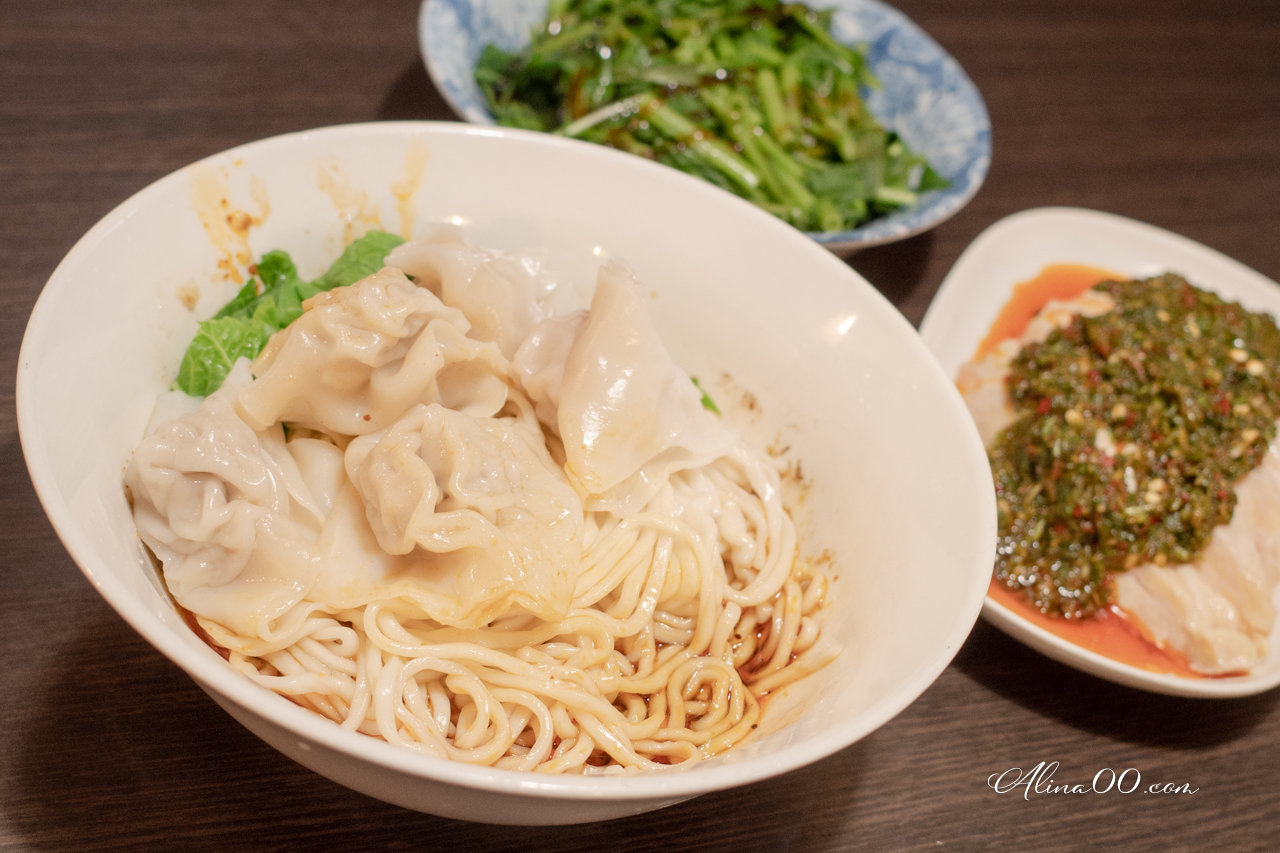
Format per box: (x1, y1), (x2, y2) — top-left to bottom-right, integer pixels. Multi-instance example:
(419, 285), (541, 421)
(475, 0), (948, 233)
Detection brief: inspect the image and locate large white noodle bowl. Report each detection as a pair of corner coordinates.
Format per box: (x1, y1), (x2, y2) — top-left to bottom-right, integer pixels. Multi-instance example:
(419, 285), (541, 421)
(18, 122), (994, 824)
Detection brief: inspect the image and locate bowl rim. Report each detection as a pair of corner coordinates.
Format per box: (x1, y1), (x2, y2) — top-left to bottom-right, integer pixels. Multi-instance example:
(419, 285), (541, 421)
(919, 205), (1280, 699)
(18, 119), (995, 799)
(415, 0), (992, 254)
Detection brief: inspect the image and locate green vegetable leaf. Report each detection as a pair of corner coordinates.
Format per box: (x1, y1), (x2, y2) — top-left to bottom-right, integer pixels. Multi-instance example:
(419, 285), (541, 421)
(255, 250), (303, 293)
(475, 44), (518, 93)
(691, 376), (721, 415)
(805, 161), (875, 201)
(493, 100), (551, 131)
(174, 230), (405, 396)
(215, 250), (309, 329)
(917, 164), (951, 191)
(175, 315), (275, 396)
(313, 230), (406, 291)
(213, 279), (260, 320)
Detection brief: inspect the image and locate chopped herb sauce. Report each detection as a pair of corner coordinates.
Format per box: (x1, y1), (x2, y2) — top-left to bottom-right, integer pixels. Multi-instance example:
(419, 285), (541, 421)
(991, 274), (1280, 618)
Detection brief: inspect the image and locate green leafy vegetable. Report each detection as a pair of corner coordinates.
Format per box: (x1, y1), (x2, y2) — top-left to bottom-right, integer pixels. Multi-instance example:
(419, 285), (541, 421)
(691, 376), (721, 414)
(174, 316), (276, 399)
(474, 0), (948, 233)
(175, 230), (405, 396)
(312, 230), (407, 291)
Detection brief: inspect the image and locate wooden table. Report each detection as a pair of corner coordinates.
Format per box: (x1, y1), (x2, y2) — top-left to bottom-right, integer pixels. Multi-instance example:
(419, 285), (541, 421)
(2, 1), (1277, 850)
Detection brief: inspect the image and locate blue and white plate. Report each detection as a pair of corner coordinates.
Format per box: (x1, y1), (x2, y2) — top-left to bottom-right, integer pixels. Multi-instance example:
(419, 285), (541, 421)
(419, 0), (991, 253)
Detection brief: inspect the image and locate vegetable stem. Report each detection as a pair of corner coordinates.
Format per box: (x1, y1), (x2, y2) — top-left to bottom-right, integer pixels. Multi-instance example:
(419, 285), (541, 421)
(475, 0), (948, 234)
(558, 94), (650, 138)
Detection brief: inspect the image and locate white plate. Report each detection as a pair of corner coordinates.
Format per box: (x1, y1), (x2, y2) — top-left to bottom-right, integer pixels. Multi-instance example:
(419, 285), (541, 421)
(919, 206), (1280, 698)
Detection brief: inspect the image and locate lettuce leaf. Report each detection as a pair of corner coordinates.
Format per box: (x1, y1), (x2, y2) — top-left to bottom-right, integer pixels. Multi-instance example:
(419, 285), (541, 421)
(174, 315), (275, 397)
(313, 230), (407, 291)
(174, 230), (405, 396)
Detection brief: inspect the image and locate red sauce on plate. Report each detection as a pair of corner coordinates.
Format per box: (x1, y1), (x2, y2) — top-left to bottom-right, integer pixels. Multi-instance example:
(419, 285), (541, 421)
(986, 580), (1205, 678)
(974, 264), (1117, 358)
(978, 263), (1219, 679)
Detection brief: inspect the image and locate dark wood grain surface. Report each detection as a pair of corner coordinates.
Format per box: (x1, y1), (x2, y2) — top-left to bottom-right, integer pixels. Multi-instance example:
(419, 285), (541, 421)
(2, 1), (1278, 850)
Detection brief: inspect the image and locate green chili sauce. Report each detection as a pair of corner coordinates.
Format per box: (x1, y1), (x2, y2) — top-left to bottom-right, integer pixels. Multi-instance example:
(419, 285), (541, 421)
(990, 273), (1280, 618)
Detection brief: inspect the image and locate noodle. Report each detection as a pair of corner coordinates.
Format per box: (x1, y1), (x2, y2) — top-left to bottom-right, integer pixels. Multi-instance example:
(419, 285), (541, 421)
(201, 430), (829, 771)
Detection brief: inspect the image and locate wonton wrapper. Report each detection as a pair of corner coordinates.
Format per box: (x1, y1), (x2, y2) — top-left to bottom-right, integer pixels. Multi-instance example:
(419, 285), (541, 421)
(126, 362), (322, 638)
(237, 266), (509, 437)
(387, 223), (559, 359)
(311, 403), (584, 628)
(512, 311), (586, 432)
(524, 259), (737, 512)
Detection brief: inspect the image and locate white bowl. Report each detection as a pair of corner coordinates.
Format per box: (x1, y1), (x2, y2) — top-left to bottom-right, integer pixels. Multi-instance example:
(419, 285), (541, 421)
(18, 121), (995, 823)
(418, 0), (992, 253)
(920, 206), (1280, 698)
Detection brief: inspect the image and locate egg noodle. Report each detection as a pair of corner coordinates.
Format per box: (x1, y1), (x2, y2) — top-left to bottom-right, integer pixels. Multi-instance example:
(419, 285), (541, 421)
(128, 225), (838, 773)
(210, 436), (834, 772)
